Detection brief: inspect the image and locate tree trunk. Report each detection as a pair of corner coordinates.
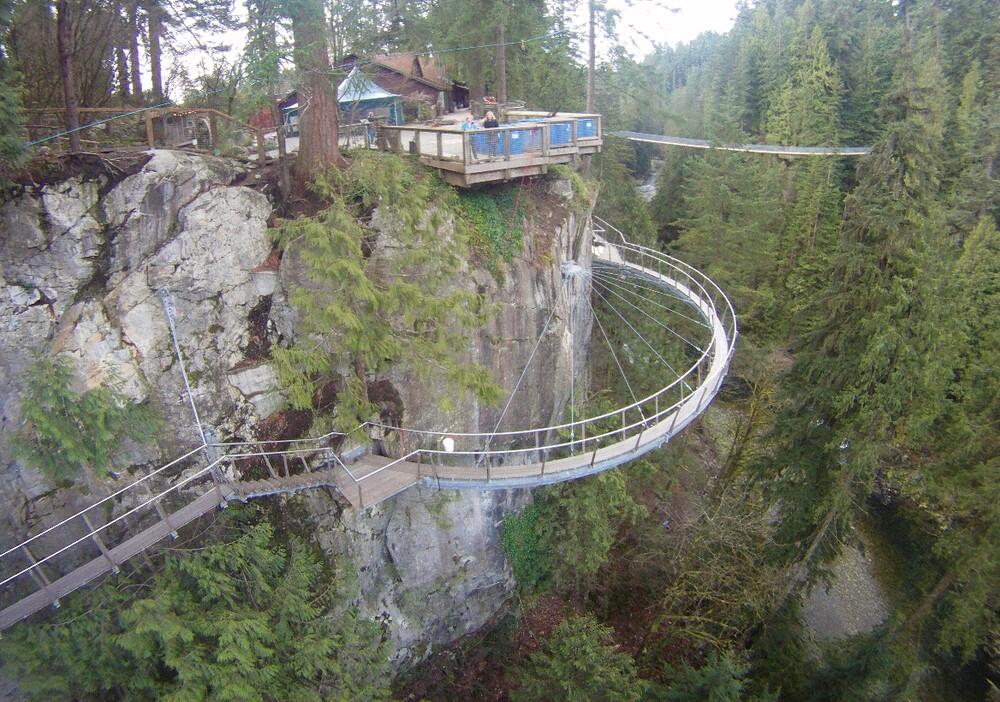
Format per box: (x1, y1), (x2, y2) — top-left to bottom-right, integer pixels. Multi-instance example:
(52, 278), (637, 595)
(56, 0), (81, 153)
(495, 24), (507, 106)
(289, 0), (342, 180)
(587, 0), (596, 111)
(146, 1), (163, 100)
(272, 101), (292, 197)
(116, 46), (131, 101)
(128, 1), (143, 103)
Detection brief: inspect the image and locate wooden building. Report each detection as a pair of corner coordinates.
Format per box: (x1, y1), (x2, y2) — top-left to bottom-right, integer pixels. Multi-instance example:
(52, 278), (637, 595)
(341, 53), (468, 117)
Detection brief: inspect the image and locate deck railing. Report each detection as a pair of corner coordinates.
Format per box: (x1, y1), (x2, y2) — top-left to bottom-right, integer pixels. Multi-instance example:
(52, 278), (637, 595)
(378, 112), (603, 166)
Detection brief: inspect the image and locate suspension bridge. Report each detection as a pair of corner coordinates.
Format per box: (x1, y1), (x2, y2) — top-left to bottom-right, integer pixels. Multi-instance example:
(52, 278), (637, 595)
(0, 216), (737, 632)
(610, 130), (872, 156)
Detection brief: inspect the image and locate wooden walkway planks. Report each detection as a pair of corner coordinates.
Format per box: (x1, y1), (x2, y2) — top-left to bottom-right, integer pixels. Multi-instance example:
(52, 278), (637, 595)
(334, 455), (420, 508)
(0, 487), (226, 631)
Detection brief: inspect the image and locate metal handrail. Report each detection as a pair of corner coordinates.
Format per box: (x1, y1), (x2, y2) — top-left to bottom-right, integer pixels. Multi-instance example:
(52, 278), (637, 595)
(0, 215), (735, 607)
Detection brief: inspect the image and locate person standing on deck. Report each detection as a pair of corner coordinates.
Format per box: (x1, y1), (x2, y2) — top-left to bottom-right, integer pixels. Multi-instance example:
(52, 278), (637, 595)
(483, 110), (500, 157)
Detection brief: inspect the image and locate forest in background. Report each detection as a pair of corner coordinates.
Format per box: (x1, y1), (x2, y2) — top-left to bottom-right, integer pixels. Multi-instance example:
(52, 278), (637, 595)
(0, 0), (998, 700)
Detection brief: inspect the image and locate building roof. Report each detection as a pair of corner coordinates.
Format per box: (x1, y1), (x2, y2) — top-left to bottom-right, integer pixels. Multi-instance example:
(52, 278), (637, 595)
(372, 53), (452, 91)
(337, 67), (400, 103)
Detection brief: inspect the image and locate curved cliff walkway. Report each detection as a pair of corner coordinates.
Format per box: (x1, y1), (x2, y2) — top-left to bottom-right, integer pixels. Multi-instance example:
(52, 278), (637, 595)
(611, 130), (872, 156)
(0, 216), (737, 631)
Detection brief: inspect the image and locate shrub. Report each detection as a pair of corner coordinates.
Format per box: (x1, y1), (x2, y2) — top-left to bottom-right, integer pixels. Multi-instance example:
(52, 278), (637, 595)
(13, 355), (158, 485)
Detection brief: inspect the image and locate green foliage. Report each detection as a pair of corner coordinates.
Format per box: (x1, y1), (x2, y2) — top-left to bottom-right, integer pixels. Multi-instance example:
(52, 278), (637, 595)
(512, 615), (647, 702)
(272, 150), (502, 430)
(500, 503), (544, 593)
(530, 469), (645, 597)
(659, 652), (772, 702)
(13, 355), (158, 485)
(0, 53), (24, 170)
(0, 520), (391, 702)
(548, 164), (592, 207)
(595, 138), (657, 247)
(457, 185), (525, 279)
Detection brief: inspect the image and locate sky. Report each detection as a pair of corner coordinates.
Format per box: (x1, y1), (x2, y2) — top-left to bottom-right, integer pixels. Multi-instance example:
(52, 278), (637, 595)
(167, 0), (739, 95)
(593, 0), (740, 57)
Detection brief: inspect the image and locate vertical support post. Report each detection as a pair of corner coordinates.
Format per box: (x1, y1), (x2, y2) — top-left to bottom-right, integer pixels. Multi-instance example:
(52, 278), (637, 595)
(621, 408), (627, 440)
(256, 128), (267, 165)
(21, 546), (59, 608)
(152, 491), (179, 539)
(261, 449), (279, 479)
(463, 132), (470, 166)
(81, 512), (119, 574)
(503, 128), (510, 161)
(282, 455), (289, 477)
(436, 131), (443, 159)
(208, 115), (218, 148)
(542, 123), (550, 157)
(145, 111), (156, 148)
(203, 428), (228, 508)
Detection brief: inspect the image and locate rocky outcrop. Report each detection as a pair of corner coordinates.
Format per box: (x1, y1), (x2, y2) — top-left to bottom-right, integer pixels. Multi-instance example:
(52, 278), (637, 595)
(0, 150), (269, 541)
(0, 151), (592, 674)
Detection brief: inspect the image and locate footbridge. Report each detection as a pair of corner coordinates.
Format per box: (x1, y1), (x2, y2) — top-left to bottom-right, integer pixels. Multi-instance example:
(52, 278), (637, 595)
(611, 130), (872, 156)
(0, 217), (737, 631)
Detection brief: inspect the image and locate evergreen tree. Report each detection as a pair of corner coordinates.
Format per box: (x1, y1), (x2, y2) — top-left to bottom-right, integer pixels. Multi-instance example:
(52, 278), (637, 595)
(764, 24), (844, 333)
(272, 152), (500, 430)
(765, 26), (952, 595)
(0, 520), (391, 702)
(512, 615), (647, 702)
(0, 0), (24, 169)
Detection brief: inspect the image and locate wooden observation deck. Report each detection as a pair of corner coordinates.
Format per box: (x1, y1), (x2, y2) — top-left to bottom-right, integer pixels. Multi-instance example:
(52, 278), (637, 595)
(377, 110), (603, 187)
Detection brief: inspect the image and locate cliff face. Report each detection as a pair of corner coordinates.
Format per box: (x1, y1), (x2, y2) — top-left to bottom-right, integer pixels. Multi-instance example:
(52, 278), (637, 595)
(0, 151), (592, 668)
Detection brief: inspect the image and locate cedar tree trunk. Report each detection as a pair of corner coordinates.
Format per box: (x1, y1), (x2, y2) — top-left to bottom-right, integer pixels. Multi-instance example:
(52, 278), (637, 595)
(56, 0), (81, 152)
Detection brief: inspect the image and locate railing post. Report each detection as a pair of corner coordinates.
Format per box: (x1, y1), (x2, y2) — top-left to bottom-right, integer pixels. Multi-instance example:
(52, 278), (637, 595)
(81, 512), (119, 574)
(21, 546), (59, 608)
(436, 131), (443, 159)
(621, 408), (627, 440)
(204, 429), (228, 508)
(299, 456), (311, 474)
(542, 124), (550, 157)
(503, 129), (511, 161)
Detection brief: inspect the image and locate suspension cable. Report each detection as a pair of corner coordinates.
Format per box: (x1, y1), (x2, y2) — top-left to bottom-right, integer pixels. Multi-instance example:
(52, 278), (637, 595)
(591, 285), (693, 391)
(478, 304), (560, 463)
(591, 269), (711, 329)
(591, 306), (643, 417)
(591, 276), (705, 354)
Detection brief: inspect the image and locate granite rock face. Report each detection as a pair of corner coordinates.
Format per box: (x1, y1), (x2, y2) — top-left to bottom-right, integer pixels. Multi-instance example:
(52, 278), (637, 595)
(0, 151), (270, 558)
(305, 485), (529, 666)
(0, 152), (592, 678)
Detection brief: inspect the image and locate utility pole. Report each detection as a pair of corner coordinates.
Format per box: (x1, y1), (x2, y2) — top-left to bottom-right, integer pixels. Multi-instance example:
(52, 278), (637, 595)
(587, 0), (596, 112)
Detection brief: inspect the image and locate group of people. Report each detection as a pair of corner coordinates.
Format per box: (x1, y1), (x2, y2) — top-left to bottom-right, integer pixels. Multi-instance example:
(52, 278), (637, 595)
(461, 110), (500, 131)
(463, 111), (501, 158)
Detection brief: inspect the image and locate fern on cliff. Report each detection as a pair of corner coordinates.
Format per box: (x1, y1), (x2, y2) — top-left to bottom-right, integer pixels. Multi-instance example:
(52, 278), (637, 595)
(13, 355), (158, 485)
(272, 151), (503, 431)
